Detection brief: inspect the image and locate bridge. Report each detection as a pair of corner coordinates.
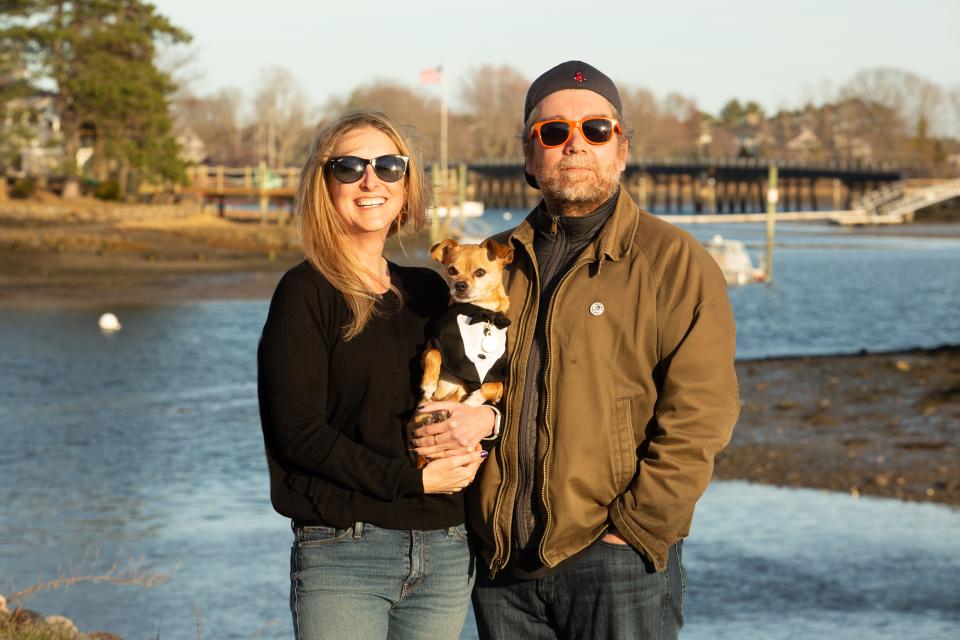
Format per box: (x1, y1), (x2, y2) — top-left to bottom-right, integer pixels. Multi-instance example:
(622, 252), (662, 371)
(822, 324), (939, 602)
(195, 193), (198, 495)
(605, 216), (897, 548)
(185, 158), (911, 217)
(469, 157), (902, 211)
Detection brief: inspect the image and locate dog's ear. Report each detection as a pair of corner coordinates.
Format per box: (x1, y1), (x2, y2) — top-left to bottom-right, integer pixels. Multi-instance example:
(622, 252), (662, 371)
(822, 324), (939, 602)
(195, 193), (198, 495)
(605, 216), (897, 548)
(430, 239), (458, 263)
(483, 239), (514, 264)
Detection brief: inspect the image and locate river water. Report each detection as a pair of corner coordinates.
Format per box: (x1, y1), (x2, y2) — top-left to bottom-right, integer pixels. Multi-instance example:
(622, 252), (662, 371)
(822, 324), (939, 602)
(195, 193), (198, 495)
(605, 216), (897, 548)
(1, 215), (959, 638)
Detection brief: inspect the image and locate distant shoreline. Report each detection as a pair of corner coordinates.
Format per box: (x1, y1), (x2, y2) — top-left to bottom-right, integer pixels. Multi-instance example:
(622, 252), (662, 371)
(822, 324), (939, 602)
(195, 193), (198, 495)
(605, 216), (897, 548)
(0, 198), (439, 308)
(2, 198), (959, 307)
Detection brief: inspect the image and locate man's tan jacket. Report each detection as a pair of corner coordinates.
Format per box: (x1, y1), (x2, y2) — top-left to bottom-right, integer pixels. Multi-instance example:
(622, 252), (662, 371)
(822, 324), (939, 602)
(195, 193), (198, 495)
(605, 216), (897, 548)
(468, 190), (740, 574)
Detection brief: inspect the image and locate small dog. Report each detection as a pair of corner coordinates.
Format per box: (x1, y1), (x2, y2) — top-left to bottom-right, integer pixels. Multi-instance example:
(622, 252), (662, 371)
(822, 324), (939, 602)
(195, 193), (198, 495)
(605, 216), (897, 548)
(408, 238), (514, 468)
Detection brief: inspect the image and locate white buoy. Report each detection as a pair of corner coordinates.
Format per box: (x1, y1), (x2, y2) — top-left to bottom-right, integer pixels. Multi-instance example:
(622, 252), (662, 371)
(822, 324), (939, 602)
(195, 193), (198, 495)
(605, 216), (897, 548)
(503, 211), (513, 221)
(99, 313), (121, 332)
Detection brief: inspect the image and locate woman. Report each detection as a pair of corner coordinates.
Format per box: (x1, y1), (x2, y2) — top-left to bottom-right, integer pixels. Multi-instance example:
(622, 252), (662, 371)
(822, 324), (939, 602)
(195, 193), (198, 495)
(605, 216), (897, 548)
(257, 110), (497, 639)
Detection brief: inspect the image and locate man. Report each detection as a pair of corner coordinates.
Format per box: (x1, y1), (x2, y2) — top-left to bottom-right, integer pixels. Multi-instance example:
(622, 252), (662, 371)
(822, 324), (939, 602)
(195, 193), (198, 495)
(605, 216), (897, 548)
(466, 60), (740, 639)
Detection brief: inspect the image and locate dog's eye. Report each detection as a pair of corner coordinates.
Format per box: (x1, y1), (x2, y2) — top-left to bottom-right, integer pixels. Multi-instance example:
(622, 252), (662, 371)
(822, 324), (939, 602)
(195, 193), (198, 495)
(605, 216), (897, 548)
(447, 266), (458, 276)
(474, 268), (486, 277)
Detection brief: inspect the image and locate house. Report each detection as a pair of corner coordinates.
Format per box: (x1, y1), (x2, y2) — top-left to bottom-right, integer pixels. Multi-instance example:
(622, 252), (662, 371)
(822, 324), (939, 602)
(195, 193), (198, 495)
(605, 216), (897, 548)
(176, 127), (207, 165)
(832, 133), (873, 162)
(1, 92), (62, 176)
(730, 124), (773, 158)
(786, 126), (821, 158)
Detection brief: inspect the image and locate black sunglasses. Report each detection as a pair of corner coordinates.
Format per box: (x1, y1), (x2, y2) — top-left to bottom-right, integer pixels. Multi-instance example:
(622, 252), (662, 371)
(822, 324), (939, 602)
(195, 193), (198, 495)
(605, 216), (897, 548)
(326, 154), (410, 184)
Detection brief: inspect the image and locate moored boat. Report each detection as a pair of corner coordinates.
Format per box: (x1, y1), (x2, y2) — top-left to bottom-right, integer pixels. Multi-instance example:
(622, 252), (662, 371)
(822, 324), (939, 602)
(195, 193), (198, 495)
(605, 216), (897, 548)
(703, 234), (765, 286)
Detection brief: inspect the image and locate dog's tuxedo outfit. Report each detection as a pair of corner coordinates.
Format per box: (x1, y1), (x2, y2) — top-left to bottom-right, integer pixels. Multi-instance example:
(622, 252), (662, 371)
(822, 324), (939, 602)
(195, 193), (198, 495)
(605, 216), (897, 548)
(431, 303), (510, 393)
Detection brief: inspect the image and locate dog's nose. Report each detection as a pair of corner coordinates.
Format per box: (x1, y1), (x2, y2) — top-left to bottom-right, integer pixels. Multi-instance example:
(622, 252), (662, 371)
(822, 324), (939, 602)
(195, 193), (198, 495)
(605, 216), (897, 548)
(454, 281), (468, 293)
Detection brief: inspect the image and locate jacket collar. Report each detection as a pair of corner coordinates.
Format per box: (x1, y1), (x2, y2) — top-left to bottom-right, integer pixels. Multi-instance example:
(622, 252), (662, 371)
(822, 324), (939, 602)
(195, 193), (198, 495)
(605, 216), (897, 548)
(506, 187), (641, 268)
(530, 192), (617, 243)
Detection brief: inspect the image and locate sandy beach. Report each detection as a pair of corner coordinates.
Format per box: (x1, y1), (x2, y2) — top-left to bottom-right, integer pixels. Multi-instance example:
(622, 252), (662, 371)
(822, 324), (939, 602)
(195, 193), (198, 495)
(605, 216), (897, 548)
(2, 200), (957, 508)
(0, 199), (302, 307)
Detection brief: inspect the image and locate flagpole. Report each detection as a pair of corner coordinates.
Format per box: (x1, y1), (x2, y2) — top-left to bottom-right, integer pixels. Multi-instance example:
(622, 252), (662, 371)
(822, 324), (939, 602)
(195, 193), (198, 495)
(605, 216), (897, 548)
(440, 67), (448, 190)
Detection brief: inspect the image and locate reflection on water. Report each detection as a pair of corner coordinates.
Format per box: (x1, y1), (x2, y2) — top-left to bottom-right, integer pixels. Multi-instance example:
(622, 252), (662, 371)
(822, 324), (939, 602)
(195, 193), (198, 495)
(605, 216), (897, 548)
(684, 482), (960, 640)
(1, 223), (959, 638)
(0, 303), (286, 635)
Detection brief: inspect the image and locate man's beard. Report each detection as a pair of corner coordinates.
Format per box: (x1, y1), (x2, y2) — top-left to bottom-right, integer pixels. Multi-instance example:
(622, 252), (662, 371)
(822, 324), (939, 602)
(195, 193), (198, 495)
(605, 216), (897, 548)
(534, 152), (623, 211)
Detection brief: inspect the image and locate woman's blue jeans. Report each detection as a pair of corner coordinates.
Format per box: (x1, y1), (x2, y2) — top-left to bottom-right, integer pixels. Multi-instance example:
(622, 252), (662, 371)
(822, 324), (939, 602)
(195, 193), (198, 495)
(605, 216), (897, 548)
(290, 522), (475, 640)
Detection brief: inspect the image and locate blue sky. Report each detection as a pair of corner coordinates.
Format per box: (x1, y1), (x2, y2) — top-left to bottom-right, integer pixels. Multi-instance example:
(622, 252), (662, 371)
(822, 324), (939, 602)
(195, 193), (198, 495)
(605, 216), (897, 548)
(154, 0), (960, 117)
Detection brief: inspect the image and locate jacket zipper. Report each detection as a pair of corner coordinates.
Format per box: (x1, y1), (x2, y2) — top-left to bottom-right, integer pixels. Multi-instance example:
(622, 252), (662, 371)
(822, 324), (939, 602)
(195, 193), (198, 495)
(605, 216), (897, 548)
(513, 219), (568, 548)
(489, 242), (538, 577)
(537, 256), (592, 566)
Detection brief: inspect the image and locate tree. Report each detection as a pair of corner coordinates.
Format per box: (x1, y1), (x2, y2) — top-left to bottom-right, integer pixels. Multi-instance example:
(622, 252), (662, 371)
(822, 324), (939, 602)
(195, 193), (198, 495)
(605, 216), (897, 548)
(743, 101), (765, 125)
(459, 65), (528, 160)
(0, 0), (190, 196)
(624, 90), (699, 157)
(951, 87), (960, 143)
(0, 43), (31, 199)
(719, 99), (745, 127)
(252, 66), (315, 168)
(323, 81), (448, 162)
(619, 86), (660, 155)
(827, 97), (905, 162)
(840, 68), (947, 138)
(174, 88), (246, 165)
(71, 19), (187, 193)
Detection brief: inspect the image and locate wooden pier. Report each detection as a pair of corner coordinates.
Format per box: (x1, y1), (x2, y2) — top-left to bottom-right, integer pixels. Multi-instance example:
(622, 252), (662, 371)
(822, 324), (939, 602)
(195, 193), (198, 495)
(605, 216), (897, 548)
(187, 164), (298, 217)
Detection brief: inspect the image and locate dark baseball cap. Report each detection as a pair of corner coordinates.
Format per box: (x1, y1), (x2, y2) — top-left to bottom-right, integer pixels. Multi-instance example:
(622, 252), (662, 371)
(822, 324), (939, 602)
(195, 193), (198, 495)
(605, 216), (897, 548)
(523, 60), (622, 189)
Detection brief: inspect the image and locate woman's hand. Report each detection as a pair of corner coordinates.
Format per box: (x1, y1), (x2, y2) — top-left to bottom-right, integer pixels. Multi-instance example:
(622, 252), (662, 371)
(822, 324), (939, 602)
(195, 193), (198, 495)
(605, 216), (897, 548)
(421, 448), (487, 494)
(410, 401), (497, 460)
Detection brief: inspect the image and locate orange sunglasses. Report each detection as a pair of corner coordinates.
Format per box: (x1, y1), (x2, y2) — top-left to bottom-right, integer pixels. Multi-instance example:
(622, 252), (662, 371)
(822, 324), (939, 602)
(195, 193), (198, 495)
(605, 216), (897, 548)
(530, 117), (622, 148)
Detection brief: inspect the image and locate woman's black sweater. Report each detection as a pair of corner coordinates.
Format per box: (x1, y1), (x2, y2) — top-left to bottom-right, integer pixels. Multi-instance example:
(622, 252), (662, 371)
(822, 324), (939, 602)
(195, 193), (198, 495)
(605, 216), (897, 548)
(257, 259), (462, 529)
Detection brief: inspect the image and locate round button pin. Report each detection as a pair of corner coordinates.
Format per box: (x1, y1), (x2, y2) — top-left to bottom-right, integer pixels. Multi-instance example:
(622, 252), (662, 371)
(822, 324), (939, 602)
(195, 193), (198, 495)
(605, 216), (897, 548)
(589, 302), (605, 316)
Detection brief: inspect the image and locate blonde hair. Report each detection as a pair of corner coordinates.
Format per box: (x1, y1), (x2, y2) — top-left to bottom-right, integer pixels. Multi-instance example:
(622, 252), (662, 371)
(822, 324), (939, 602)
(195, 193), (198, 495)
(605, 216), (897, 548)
(297, 110), (431, 339)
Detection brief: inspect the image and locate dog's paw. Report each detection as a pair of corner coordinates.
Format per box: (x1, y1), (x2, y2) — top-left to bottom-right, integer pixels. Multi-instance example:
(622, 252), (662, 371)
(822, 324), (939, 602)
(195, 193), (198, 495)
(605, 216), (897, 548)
(407, 409), (449, 434)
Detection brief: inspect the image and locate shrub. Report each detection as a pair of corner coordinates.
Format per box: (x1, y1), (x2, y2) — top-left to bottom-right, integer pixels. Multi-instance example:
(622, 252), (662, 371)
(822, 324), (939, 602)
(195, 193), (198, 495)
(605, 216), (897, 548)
(10, 177), (36, 199)
(93, 179), (121, 201)
(0, 613), (78, 639)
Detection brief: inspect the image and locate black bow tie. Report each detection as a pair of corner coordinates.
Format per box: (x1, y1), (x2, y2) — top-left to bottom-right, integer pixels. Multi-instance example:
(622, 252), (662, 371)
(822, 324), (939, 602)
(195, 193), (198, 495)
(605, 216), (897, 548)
(450, 303), (511, 329)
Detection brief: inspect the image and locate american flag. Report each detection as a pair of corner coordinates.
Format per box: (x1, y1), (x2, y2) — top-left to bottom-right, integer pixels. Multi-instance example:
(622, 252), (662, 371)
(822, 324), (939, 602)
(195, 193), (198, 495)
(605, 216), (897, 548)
(419, 66), (443, 85)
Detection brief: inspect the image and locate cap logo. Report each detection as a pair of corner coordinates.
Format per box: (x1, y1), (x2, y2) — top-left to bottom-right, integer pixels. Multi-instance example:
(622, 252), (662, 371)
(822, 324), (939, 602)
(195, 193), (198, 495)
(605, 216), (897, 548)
(573, 71), (586, 83)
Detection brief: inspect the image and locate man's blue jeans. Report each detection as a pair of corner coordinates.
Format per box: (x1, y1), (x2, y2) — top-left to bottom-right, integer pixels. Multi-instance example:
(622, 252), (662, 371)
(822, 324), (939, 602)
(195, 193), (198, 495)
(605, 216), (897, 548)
(471, 540), (684, 640)
(290, 522), (475, 640)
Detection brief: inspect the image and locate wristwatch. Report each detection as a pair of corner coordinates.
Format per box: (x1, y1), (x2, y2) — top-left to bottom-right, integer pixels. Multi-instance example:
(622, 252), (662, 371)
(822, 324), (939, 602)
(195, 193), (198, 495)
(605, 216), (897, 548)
(482, 405), (502, 441)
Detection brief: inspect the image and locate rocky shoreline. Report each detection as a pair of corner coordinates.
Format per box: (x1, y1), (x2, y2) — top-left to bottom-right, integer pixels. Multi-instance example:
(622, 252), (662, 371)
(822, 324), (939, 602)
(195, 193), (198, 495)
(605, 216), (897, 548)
(722, 346), (959, 507)
(0, 593), (119, 639)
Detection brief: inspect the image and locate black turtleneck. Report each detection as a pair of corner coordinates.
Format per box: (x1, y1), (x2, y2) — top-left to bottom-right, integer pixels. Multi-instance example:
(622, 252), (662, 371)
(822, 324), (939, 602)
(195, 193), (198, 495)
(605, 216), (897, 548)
(531, 191), (619, 304)
(509, 190), (618, 576)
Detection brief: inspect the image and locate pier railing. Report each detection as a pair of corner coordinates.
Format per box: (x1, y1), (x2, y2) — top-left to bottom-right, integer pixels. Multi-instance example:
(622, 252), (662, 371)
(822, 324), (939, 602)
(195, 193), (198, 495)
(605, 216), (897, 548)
(187, 165), (300, 195)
